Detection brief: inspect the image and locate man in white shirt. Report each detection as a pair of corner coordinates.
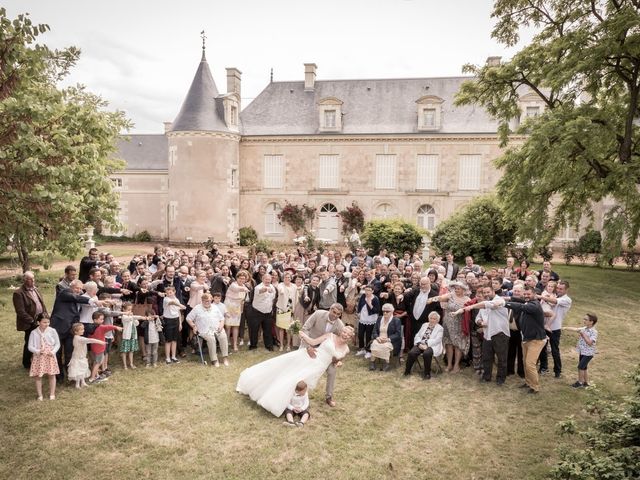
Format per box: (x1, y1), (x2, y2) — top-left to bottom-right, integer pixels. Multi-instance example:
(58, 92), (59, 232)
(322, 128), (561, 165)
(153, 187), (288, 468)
(462, 285), (510, 385)
(249, 273), (277, 351)
(539, 280), (572, 377)
(186, 293), (229, 367)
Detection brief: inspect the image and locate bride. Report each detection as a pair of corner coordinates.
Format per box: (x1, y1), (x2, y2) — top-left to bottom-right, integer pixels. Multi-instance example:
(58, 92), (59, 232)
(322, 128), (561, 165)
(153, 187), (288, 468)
(236, 326), (355, 417)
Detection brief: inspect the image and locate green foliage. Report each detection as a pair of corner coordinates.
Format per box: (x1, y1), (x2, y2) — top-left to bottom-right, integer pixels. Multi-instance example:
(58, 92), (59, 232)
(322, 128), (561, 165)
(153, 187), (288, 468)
(361, 219), (426, 256)
(277, 202), (316, 235)
(253, 239), (272, 256)
(578, 230), (602, 254)
(563, 243), (577, 265)
(551, 365), (640, 480)
(431, 196), (516, 263)
(238, 226), (258, 246)
(506, 243), (530, 263)
(0, 9), (131, 272)
(537, 245), (554, 262)
(455, 0), (640, 264)
(338, 202), (365, 235)
(133, 230), (152, 242)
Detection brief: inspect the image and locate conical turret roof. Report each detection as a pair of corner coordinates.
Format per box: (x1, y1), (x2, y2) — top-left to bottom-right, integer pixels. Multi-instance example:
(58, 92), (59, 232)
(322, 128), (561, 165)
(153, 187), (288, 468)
(171, 51), (230, 133)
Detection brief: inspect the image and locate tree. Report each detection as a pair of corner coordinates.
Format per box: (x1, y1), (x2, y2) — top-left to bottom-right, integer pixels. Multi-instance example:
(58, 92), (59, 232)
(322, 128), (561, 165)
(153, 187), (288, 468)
(455, 0), (640, 263)
(361, 219), (426, 255)
(430, 196), (516, 263)
(0, 9), (130, 271)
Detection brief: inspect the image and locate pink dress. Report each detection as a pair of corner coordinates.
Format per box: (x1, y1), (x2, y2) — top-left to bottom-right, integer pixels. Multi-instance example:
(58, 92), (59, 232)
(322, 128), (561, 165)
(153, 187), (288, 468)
(29, 330), (60, 377)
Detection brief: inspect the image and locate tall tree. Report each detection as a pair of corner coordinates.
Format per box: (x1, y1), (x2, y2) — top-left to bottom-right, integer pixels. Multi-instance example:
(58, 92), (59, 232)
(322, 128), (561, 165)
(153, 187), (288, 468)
(0, 9), (130, 271)
(455, 0), (640, 261)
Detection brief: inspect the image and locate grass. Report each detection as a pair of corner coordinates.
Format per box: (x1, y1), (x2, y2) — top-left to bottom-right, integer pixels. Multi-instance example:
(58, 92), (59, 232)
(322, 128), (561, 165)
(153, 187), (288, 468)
(0, 264), (638, 479)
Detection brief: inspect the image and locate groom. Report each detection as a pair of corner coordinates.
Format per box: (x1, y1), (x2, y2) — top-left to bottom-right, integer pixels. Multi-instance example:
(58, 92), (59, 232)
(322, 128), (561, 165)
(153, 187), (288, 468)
(299, 303), (345, 407)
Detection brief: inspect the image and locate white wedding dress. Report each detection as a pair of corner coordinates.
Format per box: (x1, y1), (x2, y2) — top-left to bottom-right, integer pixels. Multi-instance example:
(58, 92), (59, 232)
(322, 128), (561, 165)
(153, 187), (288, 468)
(236, 335), (348, 417)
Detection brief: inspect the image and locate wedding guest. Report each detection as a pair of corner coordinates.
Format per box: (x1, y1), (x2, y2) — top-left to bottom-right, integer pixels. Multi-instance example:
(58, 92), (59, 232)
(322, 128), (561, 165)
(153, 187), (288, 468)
(564, 313), (598, 388)
(13, 271), (48, 369)
(403, 311), (443, 379)
(368, 303), (402, 371)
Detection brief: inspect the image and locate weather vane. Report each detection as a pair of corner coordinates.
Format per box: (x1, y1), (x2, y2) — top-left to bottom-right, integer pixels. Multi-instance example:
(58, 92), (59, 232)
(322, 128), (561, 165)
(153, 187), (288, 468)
(201, 30), (206, 51)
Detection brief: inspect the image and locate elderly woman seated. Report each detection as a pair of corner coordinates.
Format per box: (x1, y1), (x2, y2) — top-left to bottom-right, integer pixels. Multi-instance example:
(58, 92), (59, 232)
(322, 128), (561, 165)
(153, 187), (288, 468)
(368, 303), (402, 371)
(403, 311), (444, 379)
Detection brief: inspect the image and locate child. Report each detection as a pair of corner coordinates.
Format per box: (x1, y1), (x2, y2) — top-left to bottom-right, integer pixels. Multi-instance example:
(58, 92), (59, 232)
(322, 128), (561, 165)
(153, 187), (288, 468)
(162, 286), (186, 364)
(89, 311), (123, 383)
(120, 302), (149, 370)
(95, 294), (122, 377)
(28, 315), (60, 400)
(144, 314), (163, 368)
(283, 380), (310, 427)
(67, 323), (105, 389)
(564, 313), (598, 388)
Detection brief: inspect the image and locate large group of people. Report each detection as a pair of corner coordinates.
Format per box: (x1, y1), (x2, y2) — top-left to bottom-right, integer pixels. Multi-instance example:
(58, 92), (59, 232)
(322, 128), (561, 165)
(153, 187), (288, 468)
(14, 243), (598, 413)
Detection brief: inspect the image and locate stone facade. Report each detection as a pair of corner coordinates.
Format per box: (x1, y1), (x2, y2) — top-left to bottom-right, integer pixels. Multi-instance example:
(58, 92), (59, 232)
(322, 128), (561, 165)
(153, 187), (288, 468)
(112, 52), (599, 245)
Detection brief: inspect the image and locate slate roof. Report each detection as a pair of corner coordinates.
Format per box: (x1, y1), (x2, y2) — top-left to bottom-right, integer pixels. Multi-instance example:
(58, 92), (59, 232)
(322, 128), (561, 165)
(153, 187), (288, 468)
(171, 51), (230, 133)
(115, 134), (167, 170)
(240, 77), (500, 136)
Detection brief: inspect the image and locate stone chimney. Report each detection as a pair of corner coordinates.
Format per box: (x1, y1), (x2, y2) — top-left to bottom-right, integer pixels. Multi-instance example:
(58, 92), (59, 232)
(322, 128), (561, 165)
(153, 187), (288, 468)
(226, 67), (242, 97)
(304, 63), (317, 91)
(486, 56), (502, 67)
(163, 121), (173, 133)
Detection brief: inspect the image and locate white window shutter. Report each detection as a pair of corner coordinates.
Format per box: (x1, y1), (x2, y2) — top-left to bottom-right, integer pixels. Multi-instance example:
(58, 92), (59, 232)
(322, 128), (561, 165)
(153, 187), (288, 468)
(319, 155), (339, 189)
(264, 155), (284, 189)
(459, 155), (481, 190)
(376, 154), (396, 189)
(416, 154), (438, 190)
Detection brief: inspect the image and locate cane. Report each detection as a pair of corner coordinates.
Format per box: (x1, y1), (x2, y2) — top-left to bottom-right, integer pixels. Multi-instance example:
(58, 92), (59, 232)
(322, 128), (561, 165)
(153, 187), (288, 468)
(195, 333), (207, 366)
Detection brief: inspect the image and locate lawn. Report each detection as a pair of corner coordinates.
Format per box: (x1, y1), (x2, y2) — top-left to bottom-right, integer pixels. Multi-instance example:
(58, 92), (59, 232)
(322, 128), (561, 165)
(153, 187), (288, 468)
(0, 264), (638, 480)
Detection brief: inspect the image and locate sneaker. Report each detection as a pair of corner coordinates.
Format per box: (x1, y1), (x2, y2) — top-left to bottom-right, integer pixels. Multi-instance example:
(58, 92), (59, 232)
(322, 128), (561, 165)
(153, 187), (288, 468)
(539, 368), (549, 376)
(97, 373), (109, 381)
(166, 359), (172, 364)
(283, 421), (296, 427)
(239, 340), (244, 346)
(103, 369), (112, 377)
(171, 358), (180, 364)
(527, 388), (539, 394)
(295, 421), (305, 427)
(571, 381), (584, 388)
(364, 352), (371, 360)
(355, 349), (366, 357)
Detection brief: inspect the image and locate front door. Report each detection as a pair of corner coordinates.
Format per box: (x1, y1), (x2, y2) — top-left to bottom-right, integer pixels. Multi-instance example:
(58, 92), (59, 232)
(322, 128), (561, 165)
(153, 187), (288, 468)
(317, 203), (340, 241)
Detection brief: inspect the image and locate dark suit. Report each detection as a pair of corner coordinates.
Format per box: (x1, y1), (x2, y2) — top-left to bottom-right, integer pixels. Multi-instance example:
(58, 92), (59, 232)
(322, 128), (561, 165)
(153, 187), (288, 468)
(442, 262), (460, 280)
(13, 286), (48, 368)
(372, 316), (403, 357)
(50, 289), (91, 380)
(405, 287), (442, 339)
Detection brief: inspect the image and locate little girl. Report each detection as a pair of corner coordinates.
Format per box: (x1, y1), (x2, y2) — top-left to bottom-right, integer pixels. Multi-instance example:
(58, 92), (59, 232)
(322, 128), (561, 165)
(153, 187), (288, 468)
(67, 323), (106, 388)
(120, 302), (149, 370)
(144, 314), (163, 368)
(28, 315), (60, 401)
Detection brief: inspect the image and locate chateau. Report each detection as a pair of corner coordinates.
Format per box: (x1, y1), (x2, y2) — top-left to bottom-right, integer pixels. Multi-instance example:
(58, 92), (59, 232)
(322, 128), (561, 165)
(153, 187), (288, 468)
(112, 48), (575, 245)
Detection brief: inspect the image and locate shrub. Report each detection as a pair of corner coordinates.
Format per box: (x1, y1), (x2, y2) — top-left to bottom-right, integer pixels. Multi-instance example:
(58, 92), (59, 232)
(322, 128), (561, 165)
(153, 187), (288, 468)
(430, 196), (516, 263)
(238, 227), (258, 246)
(134, 230), (152, 242)
(277, 203), (316, 235)
(506, 243), (530, 263)
(537, 244), (554, 261)
(339, 202), (365, 235)
(622, 251), (640, 270)
(563, 243), (577, 265)
(361, 219), (426, 256)
(253, 239), (272, 255)
(577, 230), (602, 254)
(550, 365), (640, 480)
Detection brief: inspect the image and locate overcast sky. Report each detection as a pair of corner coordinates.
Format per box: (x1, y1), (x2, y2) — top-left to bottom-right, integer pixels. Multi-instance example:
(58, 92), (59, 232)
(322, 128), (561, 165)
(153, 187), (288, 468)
(5, 0), (533, 133)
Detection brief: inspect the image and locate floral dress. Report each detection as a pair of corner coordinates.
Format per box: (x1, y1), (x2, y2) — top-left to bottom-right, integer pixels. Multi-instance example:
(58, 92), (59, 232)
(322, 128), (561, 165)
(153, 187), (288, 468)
(442, 295), (470, 354)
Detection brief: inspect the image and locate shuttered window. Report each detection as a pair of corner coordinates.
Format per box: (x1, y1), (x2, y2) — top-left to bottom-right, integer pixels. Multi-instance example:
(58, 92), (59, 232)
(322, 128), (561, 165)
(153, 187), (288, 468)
(416, 154), (438, 190)
(264, 203), (283, 234)
(375, 154), (396, 189)
(318, 155), (339, 189)
(263, 155), (284, 189)
(458, 154), (481, 191)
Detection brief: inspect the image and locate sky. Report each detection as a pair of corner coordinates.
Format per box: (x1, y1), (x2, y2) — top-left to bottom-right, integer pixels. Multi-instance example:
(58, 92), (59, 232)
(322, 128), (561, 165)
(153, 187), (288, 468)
(5, 0), (534, 133)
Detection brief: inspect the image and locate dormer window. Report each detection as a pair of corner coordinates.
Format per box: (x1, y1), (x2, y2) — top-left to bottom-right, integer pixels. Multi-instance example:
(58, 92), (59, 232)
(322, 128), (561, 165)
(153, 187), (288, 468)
(318, 97), (343, 132)
(223, 94), (240, 131)
(416, 95), (443, 131)
(518, 92), (545, 124)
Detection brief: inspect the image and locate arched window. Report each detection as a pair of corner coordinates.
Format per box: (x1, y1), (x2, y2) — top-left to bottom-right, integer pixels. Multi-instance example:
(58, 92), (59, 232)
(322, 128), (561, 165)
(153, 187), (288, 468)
(417, 204), (436, 231)
(373, 203), (395, 219)
(264, 202), (283, 234)
(320, 203), (338, 213)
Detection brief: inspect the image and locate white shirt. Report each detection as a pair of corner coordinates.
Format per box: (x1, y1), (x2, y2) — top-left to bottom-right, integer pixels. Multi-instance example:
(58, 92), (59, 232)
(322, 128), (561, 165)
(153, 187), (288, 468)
(287, 392), (309, 411)
(163, 297), (182, 318)
(79, 294), (101, 324)
(412, 291), (429, 319)
(549, 294), (572, 330)
(252, 283), (276, 314)
(187, 303), (224, 334)
(482, 295), (511, 339)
